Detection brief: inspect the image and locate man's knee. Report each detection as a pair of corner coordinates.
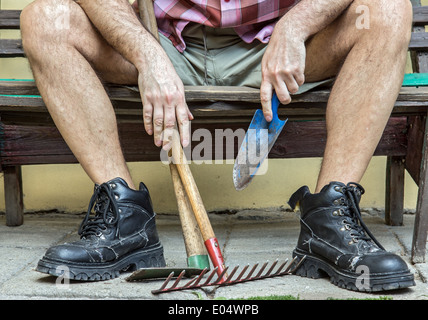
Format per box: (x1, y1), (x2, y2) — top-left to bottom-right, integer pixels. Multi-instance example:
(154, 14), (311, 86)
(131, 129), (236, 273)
(21, 0), (75, 55)
(353, 0), (412, 35)
(346, 0), (412, 50)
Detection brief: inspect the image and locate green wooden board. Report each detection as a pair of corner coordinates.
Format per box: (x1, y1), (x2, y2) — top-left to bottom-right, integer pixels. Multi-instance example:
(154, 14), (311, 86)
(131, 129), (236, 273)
(402, 73), (428, 86)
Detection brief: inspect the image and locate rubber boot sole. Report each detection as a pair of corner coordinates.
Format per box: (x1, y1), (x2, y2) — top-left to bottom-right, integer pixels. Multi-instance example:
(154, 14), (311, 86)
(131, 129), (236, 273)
(293, 248), (415, 292)
(36, 243), (166, 281)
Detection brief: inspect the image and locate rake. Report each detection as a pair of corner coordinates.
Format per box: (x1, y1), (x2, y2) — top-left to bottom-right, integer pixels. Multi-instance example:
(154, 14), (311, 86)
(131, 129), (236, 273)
(152, 256), (305, 294)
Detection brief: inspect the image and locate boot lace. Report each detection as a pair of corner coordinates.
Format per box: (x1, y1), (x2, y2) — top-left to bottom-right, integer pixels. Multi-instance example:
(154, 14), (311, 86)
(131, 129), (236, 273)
(78, 183), (119, 239)
(341, 182), (385, 250)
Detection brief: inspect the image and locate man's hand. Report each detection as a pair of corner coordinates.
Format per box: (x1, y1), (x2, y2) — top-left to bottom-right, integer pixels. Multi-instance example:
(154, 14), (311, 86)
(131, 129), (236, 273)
(131, 0), (193, 150)
(138, 56), (193, 150)
(260, 18), (306, 122)
(77, 0), (192, 150)
(260, 0), (354, 122)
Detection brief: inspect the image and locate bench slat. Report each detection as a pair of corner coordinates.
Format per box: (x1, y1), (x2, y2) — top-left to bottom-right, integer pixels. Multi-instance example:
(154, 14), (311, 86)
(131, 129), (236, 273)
(0, 117), (408, 166)
(0, 39), (24, 58)
(2, 80), (428, 104)
(413, 6), (428, 26)
(0, 10), (21, 29)
(410, 32), (428, 50)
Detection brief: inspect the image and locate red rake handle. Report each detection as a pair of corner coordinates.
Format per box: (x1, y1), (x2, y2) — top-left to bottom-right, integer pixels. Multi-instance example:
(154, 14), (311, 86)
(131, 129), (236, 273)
(204, 238), (227, 282)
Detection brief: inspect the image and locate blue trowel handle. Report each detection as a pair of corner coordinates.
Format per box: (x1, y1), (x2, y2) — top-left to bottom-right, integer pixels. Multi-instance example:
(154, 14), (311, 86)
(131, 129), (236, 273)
(271, 92), (280, 122)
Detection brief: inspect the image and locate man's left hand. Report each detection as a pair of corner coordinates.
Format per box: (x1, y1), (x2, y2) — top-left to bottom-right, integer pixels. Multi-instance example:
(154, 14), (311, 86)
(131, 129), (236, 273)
(260, 19), (306, 121)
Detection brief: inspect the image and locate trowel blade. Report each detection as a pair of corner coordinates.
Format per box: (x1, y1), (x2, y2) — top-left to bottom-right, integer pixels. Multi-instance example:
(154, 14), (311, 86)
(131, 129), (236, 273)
(233, 96), (287, 190)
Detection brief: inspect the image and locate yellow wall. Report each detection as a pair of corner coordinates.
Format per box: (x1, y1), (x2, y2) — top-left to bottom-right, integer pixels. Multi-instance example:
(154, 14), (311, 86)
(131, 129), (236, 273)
(0, 0), (420, 214)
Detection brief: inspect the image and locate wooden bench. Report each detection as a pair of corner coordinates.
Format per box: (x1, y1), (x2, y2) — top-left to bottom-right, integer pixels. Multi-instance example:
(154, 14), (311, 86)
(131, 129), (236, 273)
(2, 2), (428, 264)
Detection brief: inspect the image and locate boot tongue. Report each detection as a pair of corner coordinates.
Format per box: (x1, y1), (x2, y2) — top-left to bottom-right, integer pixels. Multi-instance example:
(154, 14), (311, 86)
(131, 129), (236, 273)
(78, 183), (119, 240)
(339, 182), (384, 251)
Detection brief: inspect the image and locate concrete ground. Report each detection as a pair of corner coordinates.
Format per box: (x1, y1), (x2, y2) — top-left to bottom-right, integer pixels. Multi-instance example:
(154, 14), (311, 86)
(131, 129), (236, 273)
(0, 209), (427, 300)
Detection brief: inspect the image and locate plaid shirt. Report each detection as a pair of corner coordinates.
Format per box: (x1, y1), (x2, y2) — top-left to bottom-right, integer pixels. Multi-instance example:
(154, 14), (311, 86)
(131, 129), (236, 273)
(154, 0), (299, 52)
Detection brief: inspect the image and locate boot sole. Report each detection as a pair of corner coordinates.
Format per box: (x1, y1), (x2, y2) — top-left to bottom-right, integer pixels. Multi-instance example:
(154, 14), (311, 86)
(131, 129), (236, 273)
(293, 248), (415, 292)
(36, 243), (166, 281)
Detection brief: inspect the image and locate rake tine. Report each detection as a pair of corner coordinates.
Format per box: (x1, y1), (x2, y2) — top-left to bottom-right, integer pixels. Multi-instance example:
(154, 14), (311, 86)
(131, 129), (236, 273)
(180, 275), (200, 289)
(284, 257), (298, 273)
(157, 271), (175, 292)
(213, 266), (230, 285)
(287, 256), (306, 274)
(243, 263), (259, 281)
(222, 265), (240, 284)
(202, 267), (218, 286)
(234, 264), (250, 282)
(168, 270), (186, 289)
(190, 268), (209, 287)
(264, 259), (279, 277)
(273, 259), (290, 276)
(255, 261), (269, 279)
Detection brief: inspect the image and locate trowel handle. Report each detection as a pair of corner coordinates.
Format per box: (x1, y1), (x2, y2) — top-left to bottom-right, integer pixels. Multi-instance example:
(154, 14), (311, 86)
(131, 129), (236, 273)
(271, 92), (280, 121)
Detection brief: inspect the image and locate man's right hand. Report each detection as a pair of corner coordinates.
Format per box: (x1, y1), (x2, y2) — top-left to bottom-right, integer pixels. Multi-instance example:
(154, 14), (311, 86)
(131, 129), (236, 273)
(138, 54), (193, 151)
(74, 0), (192, 150)
(131, 1), (192, 150)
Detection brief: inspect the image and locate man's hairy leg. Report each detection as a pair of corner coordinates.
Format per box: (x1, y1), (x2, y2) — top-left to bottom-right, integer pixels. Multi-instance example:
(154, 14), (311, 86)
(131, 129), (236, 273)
(302, 0), (412, 192)
(20, 0), (139, 188)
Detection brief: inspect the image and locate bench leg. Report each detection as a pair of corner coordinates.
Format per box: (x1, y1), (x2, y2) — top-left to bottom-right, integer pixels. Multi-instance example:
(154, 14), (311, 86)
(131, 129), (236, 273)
(4, 166), (24, 226)
(385, 156), (405, 226)
(411, 117), (428, 264)
(412, 180), (428, 264)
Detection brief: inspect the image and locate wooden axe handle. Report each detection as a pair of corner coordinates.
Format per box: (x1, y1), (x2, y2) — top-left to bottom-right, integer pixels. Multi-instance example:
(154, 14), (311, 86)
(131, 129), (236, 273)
(169, 163), (207, 263)
(170, 133), (215, 240)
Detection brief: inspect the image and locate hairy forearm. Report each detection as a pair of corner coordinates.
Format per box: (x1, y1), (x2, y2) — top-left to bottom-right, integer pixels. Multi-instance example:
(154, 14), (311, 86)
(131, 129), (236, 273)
(75, 0), (161, 72)
(280, 0), (354, 41)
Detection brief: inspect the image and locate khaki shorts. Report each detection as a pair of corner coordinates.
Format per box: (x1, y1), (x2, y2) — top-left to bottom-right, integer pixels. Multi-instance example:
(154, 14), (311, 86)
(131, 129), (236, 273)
(160, 23), (332, 93)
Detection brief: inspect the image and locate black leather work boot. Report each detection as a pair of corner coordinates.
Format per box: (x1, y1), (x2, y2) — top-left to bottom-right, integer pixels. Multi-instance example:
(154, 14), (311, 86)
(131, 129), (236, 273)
(289, 181), (415, 292)
(36, 177), (166, 281)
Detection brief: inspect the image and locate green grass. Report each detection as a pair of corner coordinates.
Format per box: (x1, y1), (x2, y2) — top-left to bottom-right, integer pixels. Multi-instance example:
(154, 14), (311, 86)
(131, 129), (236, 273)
(236, 295), (300, 300)
(213, 294), (300, 300)
(327, 296), (393, 300)
(194, 291), (393, 300)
